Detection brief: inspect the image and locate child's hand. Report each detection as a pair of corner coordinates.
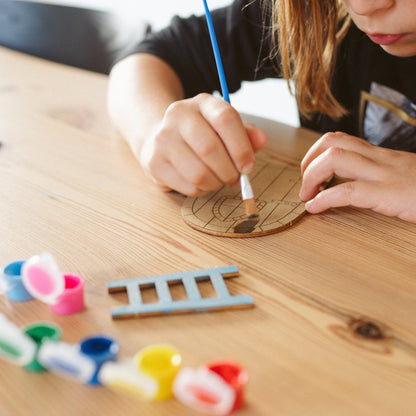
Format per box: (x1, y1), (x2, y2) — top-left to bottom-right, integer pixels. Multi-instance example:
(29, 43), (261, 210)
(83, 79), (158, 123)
(138, 93), (267, 196)
(299, 132), (416, 223)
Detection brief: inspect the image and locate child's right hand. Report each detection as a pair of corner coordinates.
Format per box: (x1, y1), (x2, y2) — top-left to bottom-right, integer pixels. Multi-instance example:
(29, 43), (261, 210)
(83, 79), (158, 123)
(138, 93), (268, 196)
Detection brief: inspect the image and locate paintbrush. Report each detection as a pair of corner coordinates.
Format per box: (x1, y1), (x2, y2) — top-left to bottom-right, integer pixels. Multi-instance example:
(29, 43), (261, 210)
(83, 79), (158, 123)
(202, 0), (259, 226)
(240, 173), (259, 219)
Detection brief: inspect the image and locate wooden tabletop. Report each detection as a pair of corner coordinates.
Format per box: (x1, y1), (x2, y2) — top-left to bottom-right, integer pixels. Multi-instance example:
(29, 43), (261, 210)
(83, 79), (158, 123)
(1, 46), (415, 416)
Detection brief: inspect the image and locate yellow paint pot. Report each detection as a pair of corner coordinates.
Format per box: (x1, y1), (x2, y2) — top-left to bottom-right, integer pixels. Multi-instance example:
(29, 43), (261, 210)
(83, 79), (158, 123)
(134, 344), (182, 400)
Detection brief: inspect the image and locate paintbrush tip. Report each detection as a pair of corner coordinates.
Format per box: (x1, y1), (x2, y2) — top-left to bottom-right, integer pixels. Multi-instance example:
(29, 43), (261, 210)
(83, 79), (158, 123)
(243, 198), (259, 219)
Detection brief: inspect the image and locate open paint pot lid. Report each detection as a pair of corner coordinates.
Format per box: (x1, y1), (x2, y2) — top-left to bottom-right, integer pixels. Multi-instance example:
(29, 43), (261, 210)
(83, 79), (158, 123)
(21, 252), (65, 304)
(0, 314), (37, 366)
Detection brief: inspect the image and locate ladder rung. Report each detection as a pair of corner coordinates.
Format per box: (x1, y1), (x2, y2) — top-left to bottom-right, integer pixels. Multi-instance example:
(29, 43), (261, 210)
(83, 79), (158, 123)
(155, 280), (172, 303)
(182, 276), (201, 300)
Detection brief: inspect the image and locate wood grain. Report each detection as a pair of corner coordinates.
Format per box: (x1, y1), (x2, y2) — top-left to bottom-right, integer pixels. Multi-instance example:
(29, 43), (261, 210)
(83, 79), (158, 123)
(0, 47), (416, 416)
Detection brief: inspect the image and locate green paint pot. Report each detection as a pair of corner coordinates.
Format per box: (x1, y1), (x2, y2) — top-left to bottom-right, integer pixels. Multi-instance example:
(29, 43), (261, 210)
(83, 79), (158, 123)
(22, 322), (62, 372)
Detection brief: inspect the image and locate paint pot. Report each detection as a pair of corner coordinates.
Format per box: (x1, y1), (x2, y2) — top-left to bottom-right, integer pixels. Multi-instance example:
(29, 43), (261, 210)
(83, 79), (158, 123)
(38, 341), (96, 384)
(98, 359), (158, 399)
(173, 366), (235, 415)
(78, 335), (120, 385)
(50, 274), (85, 315)
(204, 359), (248, 412)
(22, 321), (62, 372)
(22, 252), (84, 315)
(2, 260), (33, 301)
(134, 344), (182, 400)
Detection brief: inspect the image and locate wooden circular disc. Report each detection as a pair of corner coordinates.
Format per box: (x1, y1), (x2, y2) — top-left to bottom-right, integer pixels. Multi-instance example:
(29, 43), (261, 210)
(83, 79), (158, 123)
(181, 161), (307, 237)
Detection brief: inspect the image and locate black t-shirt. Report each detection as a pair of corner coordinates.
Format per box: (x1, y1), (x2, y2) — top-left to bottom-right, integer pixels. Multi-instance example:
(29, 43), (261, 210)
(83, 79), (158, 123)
(122, 0), (416, 152)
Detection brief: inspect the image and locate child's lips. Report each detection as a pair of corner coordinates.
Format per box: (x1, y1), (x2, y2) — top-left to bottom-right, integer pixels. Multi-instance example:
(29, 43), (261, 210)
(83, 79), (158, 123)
(366, 32), (407, 45)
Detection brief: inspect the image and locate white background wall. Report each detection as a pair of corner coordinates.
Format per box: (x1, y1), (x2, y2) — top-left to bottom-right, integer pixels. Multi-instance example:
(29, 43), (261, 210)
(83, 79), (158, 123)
(25, 0), (299, 126)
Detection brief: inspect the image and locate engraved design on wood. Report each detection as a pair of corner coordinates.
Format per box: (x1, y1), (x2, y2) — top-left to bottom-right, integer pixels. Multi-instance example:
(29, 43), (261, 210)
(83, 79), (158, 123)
(182, 161), (306, 237)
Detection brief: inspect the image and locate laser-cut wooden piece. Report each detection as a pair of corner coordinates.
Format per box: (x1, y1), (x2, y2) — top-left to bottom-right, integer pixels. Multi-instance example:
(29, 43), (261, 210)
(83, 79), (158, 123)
(107, 265), (254, 319)
(182, 160), (306, 237)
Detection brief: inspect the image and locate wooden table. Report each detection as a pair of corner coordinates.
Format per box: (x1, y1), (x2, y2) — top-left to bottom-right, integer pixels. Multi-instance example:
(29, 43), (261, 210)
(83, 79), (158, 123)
(1, 46), (415, 416)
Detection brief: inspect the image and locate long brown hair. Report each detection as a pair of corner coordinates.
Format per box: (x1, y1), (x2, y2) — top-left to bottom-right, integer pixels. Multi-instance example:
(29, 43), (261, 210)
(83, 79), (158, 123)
(267, 0), (350, 119)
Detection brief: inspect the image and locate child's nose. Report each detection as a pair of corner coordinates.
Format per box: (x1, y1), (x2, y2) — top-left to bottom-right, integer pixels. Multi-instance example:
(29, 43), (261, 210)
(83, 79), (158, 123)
(347, 0), (394, 16)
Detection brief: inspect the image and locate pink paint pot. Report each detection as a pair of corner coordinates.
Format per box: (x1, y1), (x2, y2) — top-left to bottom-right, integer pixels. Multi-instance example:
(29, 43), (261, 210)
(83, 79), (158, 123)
(50, 274), (85, 315)
(22, 252), (85, 316)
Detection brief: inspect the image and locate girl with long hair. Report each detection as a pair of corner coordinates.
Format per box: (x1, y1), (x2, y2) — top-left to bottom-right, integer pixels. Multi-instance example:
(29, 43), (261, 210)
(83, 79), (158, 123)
(108, 0), (416, 222)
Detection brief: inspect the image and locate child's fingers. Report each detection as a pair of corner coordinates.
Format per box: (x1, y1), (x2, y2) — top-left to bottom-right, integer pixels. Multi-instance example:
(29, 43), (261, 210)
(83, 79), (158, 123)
(179, 112), (240, 186)
(142, 93), (266, 196)
(305, 179), (416, 222)
(197, 94), (256, 174)
(299, 132), (416, 221)
(301, 132), (377, 174)
(304, 181), (383, 213)
(146, 157), (216, 197)
(141, 128), (223, 195)
(244, 122), (268, 152)
(168, 138), (224, 192)
(299, 146), (381, 201)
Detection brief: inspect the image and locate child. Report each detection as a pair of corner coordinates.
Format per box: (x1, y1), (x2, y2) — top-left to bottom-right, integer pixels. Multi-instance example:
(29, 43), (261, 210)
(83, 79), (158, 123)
(108, 0), (416, 223)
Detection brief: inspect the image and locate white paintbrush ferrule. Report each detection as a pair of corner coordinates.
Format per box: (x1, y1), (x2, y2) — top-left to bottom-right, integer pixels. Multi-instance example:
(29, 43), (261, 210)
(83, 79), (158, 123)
(240, 174), (254, 200)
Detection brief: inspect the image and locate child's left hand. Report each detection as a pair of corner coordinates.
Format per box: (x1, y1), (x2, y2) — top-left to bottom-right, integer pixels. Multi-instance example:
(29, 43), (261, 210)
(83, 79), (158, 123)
(299, 132), (416, 223)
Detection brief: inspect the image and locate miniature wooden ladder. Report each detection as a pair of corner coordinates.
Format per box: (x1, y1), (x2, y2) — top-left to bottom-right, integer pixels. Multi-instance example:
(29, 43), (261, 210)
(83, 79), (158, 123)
(107, 265), (254, 319)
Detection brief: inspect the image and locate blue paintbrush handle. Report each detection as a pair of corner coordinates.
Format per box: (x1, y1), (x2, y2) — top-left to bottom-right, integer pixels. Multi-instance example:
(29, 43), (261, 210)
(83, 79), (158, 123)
(202, 0), (230, 103)
(202, 0), (257, 205)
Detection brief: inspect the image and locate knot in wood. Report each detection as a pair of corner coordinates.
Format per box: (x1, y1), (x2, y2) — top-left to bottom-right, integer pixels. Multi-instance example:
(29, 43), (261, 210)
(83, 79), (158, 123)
(351, 320), (384, 340)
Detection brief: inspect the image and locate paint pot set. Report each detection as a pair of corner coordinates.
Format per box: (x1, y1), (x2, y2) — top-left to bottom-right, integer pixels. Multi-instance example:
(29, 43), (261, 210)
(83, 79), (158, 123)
(0, 315), (117, 379)
(0, 314), (248, 415)
(100, 347), (248, 414)
(1, 252), (85, 315)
